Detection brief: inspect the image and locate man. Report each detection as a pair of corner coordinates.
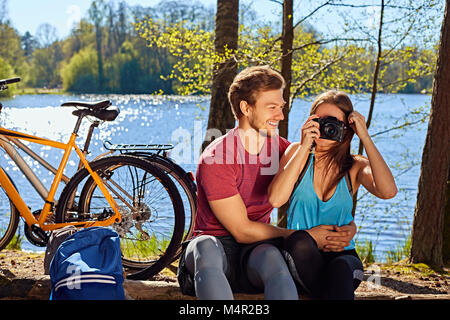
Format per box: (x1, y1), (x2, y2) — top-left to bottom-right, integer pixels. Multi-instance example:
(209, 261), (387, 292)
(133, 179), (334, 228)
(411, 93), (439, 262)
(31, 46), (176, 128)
(177, 65), (355, 300)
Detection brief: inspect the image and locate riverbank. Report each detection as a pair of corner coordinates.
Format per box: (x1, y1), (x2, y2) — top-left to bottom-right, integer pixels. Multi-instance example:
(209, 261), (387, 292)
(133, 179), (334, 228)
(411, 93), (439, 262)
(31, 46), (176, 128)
(1, 249), (448, 300)
(15, 88), (64, 95)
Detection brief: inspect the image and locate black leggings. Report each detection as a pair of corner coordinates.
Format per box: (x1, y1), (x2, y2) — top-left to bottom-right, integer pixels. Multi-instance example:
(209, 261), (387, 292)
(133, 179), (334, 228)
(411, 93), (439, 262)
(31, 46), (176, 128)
(283, 230), (364, 300)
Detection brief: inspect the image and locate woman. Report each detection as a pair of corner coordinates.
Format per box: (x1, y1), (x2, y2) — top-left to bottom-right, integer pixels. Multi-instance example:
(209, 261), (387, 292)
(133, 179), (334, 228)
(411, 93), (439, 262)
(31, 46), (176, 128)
(268, 90), (397, 299)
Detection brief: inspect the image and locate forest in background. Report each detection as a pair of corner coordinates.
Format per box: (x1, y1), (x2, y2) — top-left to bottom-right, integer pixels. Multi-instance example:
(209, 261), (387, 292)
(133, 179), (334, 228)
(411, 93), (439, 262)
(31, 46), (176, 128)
(0, 0), (438, 97)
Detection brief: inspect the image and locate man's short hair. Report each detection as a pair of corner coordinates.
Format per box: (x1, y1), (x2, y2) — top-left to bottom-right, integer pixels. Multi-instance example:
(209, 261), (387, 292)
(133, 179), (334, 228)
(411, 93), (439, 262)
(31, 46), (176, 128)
(228, 65), (285, 120)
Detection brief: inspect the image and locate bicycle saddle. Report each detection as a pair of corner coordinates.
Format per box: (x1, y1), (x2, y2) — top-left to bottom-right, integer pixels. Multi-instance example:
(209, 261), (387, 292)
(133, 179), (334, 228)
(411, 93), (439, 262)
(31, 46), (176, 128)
(61, 100), (111, 110)
(72, 106), (120, 122)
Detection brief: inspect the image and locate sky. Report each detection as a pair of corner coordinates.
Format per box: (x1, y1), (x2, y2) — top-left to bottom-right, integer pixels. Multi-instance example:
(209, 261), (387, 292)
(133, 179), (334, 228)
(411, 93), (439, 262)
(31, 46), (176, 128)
(6, 0), (282, 38)
(4, 0), (442, 48)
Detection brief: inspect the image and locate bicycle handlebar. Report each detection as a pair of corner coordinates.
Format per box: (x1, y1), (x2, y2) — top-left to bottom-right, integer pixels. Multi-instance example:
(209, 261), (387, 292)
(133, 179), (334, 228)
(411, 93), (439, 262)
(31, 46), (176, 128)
(0, 77), (21, 91)
(0, 77), (21, 85)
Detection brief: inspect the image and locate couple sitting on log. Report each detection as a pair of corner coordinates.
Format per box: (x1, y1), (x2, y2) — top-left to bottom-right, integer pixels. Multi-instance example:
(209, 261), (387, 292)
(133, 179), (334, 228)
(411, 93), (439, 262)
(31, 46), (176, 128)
(177, 65), (397, 300)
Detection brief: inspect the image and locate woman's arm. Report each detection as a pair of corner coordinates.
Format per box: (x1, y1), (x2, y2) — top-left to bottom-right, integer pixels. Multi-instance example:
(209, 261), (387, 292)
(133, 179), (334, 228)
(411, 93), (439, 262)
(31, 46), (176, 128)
(349, 111), (398, 199)
(268, 115), (320, 208)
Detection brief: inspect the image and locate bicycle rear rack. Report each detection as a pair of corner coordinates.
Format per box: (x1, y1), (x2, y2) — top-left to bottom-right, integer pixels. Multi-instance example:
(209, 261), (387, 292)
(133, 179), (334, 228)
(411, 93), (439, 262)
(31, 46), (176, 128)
(103, 141), (174, 156)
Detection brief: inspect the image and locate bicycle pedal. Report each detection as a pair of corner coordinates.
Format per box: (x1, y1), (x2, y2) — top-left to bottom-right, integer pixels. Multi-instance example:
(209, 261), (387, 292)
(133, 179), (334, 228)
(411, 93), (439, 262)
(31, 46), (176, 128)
(31, 224), (49, 243)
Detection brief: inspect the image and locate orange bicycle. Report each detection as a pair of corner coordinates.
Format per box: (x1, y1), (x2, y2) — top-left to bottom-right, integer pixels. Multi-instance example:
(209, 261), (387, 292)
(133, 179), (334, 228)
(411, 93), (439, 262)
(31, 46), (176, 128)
(0, 78), (185, 277)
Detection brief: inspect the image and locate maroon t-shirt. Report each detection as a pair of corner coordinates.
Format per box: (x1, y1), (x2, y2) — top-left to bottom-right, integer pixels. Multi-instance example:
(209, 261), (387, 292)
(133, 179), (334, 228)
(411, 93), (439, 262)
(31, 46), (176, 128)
(193, 127), (291, 237)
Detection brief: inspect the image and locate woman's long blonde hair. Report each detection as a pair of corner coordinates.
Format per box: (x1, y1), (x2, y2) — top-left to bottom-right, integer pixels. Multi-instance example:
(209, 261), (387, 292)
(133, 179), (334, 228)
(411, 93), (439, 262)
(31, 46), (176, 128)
(310, 90), (355, 196)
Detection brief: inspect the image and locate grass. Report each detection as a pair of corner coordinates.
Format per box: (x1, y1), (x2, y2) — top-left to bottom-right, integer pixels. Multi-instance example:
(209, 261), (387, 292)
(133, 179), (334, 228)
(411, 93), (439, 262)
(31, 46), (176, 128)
(5, 231), (24, 251)
(120, 232), (172, 261)
(385, 236), (411, 265)
(355, 236), (415, 266)
(355, 239), (377, 264)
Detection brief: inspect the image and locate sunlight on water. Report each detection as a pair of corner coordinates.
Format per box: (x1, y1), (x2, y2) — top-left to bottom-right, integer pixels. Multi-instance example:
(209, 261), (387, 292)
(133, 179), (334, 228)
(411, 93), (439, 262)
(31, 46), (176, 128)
(0, 93), (431, 260)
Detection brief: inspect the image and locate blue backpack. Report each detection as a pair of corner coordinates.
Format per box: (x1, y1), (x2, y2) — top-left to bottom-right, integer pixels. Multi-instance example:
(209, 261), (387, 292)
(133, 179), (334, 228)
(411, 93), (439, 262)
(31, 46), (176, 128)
(49, 227), (125, 300)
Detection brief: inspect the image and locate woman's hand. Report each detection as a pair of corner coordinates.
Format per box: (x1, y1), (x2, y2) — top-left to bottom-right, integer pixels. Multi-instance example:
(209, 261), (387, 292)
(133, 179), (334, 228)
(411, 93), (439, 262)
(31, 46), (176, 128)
(348, 111), (369, 141)
(301, 115), (321, 148)
(306, 225), (350, 251)
(322, 221), (357, 252)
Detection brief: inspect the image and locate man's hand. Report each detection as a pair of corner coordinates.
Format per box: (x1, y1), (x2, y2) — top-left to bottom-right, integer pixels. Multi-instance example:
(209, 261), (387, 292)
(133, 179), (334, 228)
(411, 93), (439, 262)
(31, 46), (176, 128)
(305, 225), (351, 251)
(322, 221), (357, 252)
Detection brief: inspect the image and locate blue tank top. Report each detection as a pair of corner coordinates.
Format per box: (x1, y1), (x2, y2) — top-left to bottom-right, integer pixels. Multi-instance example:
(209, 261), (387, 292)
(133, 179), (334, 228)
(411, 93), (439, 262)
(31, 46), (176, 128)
(286, 154), (355, 250)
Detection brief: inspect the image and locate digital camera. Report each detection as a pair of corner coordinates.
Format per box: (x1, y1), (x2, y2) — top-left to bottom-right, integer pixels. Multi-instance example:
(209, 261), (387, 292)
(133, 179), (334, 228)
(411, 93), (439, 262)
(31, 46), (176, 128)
(312, 116), (346, 142)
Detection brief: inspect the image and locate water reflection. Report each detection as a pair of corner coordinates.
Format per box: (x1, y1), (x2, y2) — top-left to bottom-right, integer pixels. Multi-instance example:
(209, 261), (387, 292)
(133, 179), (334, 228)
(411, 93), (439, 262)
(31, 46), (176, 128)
(0, 93), (430, 260)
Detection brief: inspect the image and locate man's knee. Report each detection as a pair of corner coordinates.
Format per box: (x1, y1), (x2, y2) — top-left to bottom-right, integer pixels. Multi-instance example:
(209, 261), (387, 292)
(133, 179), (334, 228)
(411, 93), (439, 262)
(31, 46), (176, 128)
(188, 235), (226, 270)
(250, 244), (285, 266)
(248, 244), (292, 280)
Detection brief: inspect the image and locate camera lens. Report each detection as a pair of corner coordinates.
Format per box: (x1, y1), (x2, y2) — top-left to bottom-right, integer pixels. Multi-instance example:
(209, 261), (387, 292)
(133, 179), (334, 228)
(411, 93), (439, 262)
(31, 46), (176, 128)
(323, 123), (338, 138)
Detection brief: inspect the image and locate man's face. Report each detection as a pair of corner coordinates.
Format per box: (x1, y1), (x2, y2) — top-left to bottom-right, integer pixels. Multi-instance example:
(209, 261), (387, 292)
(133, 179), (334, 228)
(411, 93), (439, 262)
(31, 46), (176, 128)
(246, 89), (285, 136)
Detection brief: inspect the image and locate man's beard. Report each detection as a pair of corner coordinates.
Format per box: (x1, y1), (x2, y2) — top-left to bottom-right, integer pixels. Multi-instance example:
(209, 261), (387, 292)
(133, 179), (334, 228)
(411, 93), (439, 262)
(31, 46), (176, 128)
(248, 119), (278, 138)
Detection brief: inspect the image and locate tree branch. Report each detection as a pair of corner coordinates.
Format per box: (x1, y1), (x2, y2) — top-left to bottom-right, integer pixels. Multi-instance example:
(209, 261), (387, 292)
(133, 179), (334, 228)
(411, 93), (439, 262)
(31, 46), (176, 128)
(328, 3), (411, 10)
(370, 116), (429, 138)
(291, 37), (370, 52)
(290, 53), (347, 103)
(382, 74), (432, 89)
(293, 1), (332, 29)
(267, 0), (283, 5)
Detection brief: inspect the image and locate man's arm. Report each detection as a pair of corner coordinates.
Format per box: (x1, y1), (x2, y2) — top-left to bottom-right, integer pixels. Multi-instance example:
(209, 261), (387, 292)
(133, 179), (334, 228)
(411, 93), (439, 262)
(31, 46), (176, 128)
(209, 193), (294, 244)
(210, 193), (352, 249)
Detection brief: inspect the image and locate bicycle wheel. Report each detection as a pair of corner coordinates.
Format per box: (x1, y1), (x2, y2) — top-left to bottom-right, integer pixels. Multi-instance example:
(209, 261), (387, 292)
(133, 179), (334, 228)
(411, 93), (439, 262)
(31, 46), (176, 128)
(55, 155), (185, 279)
(131, 154), (197, 251)
(0, 177), (20, 251)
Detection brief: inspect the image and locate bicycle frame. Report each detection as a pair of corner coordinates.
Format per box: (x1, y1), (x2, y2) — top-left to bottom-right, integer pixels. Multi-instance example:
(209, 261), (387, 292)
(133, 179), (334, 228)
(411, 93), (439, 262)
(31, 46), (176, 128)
(0, 126), (122, 231)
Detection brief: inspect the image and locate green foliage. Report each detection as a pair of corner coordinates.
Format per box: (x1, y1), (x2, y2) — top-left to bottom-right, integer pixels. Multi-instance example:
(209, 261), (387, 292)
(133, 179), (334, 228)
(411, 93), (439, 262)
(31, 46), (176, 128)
(120, 231), (171, 260)
(106, 41), (144, 93)
(28, 43), (63, 88)
(136, 18), (216, 95)
(137, 16), (436, 98)
(385, 236), (412, 265)
(356, 239), (377, 264)
(5, 230), (23, 250)
(61, 47), (99, 92)
(0, 23), (26, 74)
(0, 56), (15, 97)
(0, 1), (439, 95)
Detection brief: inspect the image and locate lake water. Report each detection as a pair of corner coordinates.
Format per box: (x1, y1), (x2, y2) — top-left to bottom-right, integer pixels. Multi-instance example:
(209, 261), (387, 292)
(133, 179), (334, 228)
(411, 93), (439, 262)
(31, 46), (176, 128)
(0, 93), (431, 260)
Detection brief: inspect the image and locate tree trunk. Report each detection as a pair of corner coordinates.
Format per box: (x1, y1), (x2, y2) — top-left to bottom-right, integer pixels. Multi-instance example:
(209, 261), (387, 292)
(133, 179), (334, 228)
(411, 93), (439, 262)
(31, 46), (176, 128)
(277, 0), (294, 228)
(409, 0), (450, 268)
(443, 161), (450, 263)
(201, 0), (239, 152)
